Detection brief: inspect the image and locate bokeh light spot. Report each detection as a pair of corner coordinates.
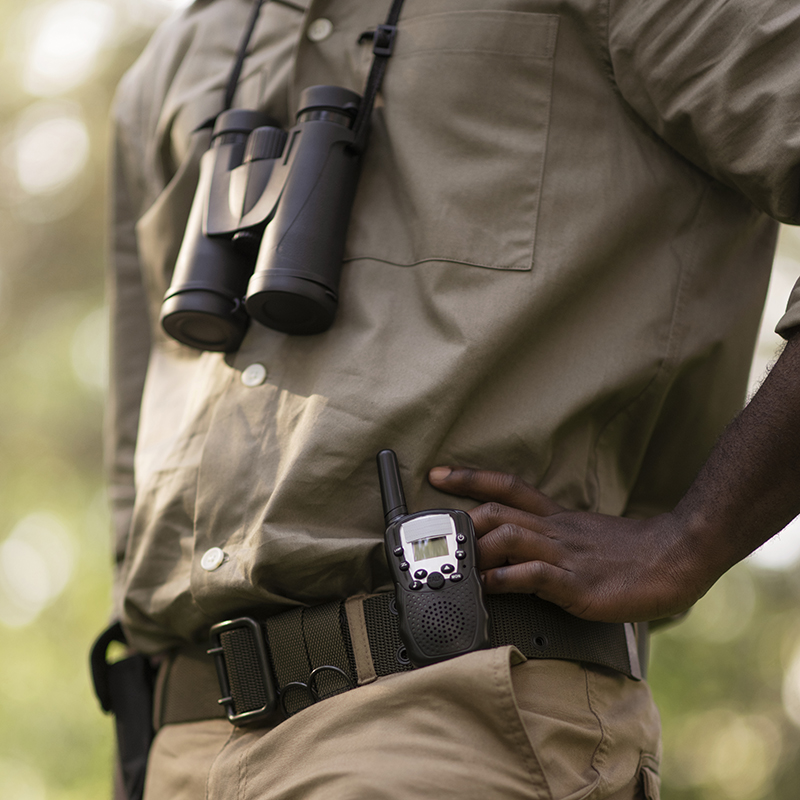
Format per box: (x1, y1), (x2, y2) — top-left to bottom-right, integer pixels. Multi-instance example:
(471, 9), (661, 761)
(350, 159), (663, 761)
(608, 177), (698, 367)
(671, 564), (756, 643)
(0, 513), (75, 628)
(668, 709), (781, 798)
(783, 644), (800, 729)
(2, 540), (52, 607)
(23, 0), (116, 97)
(71, 306), (108, 391)
(0, 760), (47, 800)
(747, 514), (800, 571)
(13, 102), (90, 195)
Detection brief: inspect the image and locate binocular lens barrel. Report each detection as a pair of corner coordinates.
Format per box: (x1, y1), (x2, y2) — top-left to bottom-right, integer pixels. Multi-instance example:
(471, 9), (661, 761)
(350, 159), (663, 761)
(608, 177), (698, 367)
(160, 86), (364, 350)
(159, 110), (281, 352)
(160, 257), (250, 352)
(245, 86), (362, 335)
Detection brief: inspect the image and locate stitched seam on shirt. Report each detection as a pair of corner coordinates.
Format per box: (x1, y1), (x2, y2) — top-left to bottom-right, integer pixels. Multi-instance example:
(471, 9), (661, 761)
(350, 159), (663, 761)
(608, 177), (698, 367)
(392, 48), (555, 60)
(529, 19), (559, 272)
(601, 0), (617, 94)
(601, 0), (663, 149)
(342, 254), (532, 271)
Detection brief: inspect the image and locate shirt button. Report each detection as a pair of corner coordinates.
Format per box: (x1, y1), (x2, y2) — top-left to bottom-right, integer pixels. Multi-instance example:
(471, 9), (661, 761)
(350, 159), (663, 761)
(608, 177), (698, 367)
(307, 18), (333, 42)
(241, 363), (267, 387)
(201, 547), (226, 572)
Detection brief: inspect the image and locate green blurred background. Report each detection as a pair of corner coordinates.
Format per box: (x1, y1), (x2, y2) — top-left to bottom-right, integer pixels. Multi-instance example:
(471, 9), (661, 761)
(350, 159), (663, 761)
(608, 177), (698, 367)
(0, 1), (799, 798)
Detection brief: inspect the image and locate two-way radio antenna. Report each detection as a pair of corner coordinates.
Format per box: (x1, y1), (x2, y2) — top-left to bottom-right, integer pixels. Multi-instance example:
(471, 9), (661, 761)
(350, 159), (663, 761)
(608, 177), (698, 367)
(376, 449), (407, 526)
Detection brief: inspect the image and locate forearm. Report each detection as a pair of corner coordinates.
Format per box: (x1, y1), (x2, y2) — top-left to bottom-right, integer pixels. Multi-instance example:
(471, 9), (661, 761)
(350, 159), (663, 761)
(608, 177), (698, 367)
(673, 329), (800, 578)
(428, 330), (800, 622)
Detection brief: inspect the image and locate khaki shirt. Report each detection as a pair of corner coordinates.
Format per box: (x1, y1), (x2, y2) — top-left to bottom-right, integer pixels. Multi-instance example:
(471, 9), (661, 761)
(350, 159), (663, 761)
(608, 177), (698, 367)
(109, 0), (800, 652)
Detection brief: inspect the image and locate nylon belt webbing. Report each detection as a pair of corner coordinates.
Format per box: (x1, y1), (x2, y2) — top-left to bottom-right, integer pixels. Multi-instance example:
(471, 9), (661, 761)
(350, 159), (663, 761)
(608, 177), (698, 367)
(158, 592), (639, 728)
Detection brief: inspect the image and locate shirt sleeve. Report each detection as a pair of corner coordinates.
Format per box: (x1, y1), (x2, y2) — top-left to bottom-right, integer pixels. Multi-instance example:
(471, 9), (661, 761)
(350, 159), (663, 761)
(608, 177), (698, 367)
(608, 0), (800, 225)
(776, 279), (800, 338)
(105, 92), (152, 601)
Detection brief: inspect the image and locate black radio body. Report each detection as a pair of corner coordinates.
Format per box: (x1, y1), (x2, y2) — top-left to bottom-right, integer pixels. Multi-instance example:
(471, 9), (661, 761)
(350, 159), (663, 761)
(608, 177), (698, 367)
(377, 450), (490, 667)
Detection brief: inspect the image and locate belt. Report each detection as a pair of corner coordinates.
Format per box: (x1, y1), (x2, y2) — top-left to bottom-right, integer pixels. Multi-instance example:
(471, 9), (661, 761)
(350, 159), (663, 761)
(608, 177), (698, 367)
(154, 592), (643, 729)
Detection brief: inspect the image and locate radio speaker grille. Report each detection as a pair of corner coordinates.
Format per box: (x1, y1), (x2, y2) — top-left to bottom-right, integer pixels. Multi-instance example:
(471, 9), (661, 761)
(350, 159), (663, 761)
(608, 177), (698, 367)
(406, 581), (478, 656)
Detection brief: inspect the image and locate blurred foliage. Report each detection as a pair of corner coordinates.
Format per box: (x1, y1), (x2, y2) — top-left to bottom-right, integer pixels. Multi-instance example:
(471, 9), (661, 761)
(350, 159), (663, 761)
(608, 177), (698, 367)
(650, 562), (800, 799)
(0, 2), (799, 799)
(0, 2), (177, 799)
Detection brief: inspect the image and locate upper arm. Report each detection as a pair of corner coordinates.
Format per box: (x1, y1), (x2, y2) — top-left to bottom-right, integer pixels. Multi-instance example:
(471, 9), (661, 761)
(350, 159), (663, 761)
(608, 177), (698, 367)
(609, 0), (800, 224)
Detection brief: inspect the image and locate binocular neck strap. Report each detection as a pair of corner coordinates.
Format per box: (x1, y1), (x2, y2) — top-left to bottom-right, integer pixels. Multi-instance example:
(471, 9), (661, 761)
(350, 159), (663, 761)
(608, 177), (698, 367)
(222, 0), (309, 113)
(220, 0), (406, 146)
(351, 0), (407, 153)
(223, 0), (268, 112)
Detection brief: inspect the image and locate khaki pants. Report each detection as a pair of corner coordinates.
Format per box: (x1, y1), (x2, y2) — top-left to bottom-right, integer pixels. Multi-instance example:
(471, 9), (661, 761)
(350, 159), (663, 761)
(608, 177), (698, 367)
(144, 647), (660, 799)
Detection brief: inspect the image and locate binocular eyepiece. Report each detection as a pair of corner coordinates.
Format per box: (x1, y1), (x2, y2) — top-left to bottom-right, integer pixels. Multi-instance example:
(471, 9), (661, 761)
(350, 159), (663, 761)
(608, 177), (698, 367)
(160, 85), (364, 351)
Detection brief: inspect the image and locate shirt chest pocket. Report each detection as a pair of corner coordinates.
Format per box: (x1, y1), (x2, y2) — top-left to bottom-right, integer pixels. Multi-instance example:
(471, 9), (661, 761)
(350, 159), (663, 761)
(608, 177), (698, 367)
(345, 10), (559, 271)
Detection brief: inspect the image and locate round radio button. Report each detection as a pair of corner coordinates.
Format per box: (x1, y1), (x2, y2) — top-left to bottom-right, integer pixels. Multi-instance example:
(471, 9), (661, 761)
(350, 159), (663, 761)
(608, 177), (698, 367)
(409, 580), (423, 590)
(450, 573), (464, 582)
(426, 572), (445, 590)
(399, 561), (410, 571)
(414, 569), (428, 579)
(441, 564), (454, 574)
(456, 534), (466, 543)
(393, 546), (404, 557)
(455, 549), (466, 560)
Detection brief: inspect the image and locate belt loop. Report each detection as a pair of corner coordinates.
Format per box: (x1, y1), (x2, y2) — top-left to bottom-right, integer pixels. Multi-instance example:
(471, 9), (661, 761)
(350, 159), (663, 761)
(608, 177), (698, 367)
(624, 623), (643, 681)
(151, 655), (171, 731)
(345, 595), (378, 685)
(634, 621), (650, 680)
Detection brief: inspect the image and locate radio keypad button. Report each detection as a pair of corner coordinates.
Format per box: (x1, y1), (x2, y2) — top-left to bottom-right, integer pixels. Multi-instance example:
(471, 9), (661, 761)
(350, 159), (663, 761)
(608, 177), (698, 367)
(413, 569), (428, 579)
(426, 572), (445, 590)
(441, 564), (454, 574)
(399, 561), (410, 571)
(456, 534), (466, 543)
(450, 573), (463, 582)
(455, 549), (466, 560)
(393, 546), (404, 557)
(409, 580), (423, 590)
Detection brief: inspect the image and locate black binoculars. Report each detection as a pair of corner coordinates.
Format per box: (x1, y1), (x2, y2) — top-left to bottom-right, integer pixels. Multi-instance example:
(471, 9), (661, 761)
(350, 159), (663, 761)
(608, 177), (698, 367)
(160, 85), (364, 351)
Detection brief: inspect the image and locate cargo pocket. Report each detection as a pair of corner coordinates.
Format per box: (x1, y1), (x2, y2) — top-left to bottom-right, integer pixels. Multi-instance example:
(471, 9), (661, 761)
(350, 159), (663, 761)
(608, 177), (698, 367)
(346, 9), (559, 271)
(638, 753), (661, 800)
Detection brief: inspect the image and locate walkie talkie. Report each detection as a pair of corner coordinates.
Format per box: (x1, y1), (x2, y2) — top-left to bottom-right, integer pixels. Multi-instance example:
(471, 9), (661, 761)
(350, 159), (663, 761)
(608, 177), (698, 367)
(377, 450), (490, 667)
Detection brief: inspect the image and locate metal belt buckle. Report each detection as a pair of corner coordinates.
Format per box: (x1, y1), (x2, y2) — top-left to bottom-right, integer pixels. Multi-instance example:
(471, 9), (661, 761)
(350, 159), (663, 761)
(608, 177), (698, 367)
(208, 617), (278, 726)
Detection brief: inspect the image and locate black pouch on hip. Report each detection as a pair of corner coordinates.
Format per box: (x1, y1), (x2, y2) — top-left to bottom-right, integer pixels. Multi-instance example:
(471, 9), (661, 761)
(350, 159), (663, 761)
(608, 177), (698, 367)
(90, 622), (156, 800)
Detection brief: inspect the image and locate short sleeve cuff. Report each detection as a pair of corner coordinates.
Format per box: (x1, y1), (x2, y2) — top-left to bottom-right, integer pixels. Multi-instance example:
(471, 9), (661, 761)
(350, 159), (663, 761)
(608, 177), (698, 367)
(775, 277), (800, 339)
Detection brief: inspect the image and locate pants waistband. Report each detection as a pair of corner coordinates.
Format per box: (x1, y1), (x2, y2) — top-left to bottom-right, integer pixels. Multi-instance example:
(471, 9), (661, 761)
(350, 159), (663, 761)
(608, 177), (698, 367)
(154, 592), (643, 729)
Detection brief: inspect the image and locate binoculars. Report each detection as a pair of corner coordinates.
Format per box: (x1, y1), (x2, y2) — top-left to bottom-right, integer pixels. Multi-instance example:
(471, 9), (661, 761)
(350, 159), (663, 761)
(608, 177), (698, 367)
(160, 85), (364, 351)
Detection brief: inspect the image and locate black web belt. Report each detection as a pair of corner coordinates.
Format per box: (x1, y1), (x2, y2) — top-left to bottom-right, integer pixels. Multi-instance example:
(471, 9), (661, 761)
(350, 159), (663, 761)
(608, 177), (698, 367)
(154, 593), (642, 729)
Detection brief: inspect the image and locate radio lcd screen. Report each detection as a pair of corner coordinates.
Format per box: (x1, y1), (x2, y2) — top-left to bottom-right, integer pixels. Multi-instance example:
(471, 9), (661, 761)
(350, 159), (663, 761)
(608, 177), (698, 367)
(412, 536), (449, 561)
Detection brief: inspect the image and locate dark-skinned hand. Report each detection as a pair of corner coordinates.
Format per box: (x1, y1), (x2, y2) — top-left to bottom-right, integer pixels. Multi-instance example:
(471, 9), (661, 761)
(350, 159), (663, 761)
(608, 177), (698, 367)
(427, 337), (800, 623)
(428, 466), (715, 624)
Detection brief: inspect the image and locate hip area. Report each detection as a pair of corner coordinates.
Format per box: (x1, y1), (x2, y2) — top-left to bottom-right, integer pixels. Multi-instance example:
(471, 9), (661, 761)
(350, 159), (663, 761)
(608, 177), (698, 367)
(146, 646), (661, 800)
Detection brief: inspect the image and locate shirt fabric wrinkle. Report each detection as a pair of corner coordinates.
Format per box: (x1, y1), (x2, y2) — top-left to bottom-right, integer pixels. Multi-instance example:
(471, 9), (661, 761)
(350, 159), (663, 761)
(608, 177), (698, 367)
(108, 0), (797, 657)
